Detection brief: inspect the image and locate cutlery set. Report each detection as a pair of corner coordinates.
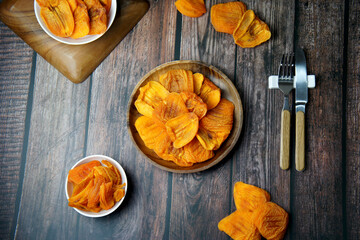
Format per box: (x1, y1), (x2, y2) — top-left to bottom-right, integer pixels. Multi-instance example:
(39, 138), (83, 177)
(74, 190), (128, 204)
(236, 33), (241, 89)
(268, 48), (316, 171)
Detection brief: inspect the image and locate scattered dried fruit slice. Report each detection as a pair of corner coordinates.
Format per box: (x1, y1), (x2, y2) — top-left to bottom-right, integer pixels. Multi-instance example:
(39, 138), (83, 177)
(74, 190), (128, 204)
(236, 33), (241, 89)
(253, 202), (289, 240)
(233, 182), (271, 213)
(198, 78), (221, 110)
(71, 0), (90, 38)
(40, 0), (75, 37)
(180, 91), (207, 119)
(182, 138), (214, 163)
(233, 10), (271, 48)
(159, 69), (194, 93)
(211, 1), (247, 34)
(165, 112), (199, 148)
(153, 92), (188, 124)
(174, 0), (206, 18)
(218, 209), (261, 240)
(135, 81), (170, 118)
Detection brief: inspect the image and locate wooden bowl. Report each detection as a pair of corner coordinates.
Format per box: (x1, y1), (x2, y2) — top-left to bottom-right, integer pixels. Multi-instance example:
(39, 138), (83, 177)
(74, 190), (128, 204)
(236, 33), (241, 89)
(127, 60), (243, 173)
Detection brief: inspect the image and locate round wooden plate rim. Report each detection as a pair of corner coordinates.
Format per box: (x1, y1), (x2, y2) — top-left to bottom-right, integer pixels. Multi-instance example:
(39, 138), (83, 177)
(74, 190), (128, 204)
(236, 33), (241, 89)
(127, 60), (243, 173)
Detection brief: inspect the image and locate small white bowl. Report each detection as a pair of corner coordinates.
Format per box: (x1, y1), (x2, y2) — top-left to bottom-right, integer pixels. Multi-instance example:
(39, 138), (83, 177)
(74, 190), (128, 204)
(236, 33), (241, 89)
(65, 155), (128, 218)
(34, 0), (117, 45)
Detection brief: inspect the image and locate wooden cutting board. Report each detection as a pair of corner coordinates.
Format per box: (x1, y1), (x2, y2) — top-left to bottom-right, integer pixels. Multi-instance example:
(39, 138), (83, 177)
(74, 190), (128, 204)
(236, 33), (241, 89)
(0, 0), (149, 83)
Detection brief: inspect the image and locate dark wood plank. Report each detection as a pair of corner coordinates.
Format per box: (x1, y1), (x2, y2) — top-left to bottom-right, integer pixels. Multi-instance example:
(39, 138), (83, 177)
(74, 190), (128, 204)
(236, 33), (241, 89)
(0, 21), (33, 239)
(77, 1), (178, 239)
(292, 1), (345, 239)
(14, 56), (90, 239)
(346, 0), (360, 239)
(234, 1), (294, 239)
(170, 0), (238, 239)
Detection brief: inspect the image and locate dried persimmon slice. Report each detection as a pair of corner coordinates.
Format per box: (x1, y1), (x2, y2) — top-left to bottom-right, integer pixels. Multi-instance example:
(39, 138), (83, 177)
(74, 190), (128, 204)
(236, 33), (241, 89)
(165, 112), (199, 149)
(211, 1), (247, 34)
(153, 92), (188, 124)
(71, 0), (90, 39)
(180, 91), (207, 119)
(135, 81), (170, 117)
(182, 138), (214, 163)
(198, 78), (221, 110)
(135, 116), (168, 150)
(159, 69), (194, 93)
(196, 99), (234, 150)
(175, 0), (206, 18)
(233, 182), (270, 213)
(253, 202), (289, 240)
(218, 209), (261, 240)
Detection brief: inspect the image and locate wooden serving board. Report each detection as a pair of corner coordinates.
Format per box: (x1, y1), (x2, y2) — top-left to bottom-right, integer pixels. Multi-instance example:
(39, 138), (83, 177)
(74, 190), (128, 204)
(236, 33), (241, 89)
(0, 0), (149, 83)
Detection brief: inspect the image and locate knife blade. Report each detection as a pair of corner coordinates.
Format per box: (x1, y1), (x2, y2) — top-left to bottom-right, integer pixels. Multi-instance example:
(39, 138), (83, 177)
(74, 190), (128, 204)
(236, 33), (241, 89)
(295, 47), (308, 171)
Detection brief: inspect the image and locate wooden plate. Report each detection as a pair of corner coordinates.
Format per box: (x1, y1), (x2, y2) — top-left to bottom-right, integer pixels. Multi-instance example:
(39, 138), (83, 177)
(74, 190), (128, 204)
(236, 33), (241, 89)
(127, 60), (243, 173)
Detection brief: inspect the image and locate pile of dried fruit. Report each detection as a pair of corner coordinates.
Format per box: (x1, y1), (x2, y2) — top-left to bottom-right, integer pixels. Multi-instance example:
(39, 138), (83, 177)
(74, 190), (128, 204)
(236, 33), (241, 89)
(36, 0), (110, 38)
(134, 69), (234, 167)
(67, 160), (126, 212)
(174, 1), (271, 48)
(218, 182), (289, 239)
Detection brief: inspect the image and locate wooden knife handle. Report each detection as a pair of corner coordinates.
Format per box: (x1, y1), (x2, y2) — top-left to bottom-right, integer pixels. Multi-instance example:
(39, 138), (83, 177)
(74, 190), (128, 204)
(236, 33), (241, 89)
(295, 111), (305, 171)
(280, 109), (290, 170)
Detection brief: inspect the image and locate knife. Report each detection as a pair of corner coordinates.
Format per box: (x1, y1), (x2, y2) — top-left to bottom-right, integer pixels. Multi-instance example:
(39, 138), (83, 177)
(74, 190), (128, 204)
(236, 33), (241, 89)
(295, 47), (308, 171)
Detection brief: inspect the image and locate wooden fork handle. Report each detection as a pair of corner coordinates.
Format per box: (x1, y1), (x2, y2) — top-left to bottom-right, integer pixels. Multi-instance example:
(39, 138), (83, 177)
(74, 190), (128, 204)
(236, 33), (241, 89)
(295, 111), (305, 171)
(280, 109), (291, 170)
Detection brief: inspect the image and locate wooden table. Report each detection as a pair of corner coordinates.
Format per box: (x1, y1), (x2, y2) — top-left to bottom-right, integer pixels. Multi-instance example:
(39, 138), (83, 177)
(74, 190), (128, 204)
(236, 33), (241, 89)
(0, 1), (359, 239)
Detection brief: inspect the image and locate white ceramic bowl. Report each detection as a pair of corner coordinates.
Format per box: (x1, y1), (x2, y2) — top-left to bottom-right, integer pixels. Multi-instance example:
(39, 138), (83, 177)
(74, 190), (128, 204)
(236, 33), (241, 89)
(34, 0), (117, 45)
(65, 155), (128, 217)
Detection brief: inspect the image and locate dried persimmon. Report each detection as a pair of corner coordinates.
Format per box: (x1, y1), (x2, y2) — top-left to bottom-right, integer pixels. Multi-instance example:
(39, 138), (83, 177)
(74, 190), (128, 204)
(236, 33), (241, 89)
(182, 138), (214, 163)
(211, 1), (247, 34)
(71, 0), (90, 39)
(198, 78), (221, 110)
(180, 91), (207, 119)
(253, 202), (289, 240)
(233, 182), (270, 213)
(175, 0), (206, 18)
(218, 209), (261, 240)
(193, 73), (204, 95)
(233, 10), (271, 48)
(40, 0), (75, 37)
(83, 0), (107, 35)
(196, 99), (234, 150)
(153, 92), (188, 124)
(135, 81), (170, 118)
(159, 69), (194, 93)
(165, 112), (199, 149)
(135, 116), (168, 150)
(68, 160), (100, 184)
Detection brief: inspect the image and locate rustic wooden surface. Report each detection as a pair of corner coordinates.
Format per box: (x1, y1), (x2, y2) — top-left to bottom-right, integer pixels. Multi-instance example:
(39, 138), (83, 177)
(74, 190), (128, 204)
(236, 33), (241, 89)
(0, 0), (359, 239)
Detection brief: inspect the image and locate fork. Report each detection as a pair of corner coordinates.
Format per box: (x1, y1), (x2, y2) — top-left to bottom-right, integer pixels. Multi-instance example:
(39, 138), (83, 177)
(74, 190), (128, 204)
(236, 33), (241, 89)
(278, 54), (294, 170)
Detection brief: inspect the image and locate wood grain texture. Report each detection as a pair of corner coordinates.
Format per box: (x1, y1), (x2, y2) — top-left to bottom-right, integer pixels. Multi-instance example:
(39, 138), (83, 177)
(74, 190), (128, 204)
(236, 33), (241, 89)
(0, 21), (33, 239)
(292, 0), (345, 239)
(76, 1), (178, 239)
(14, 56), (90, 239)
(170, 1), (239, 239)
(346, 0), (360, 238)
(280, 109), (290, 170)
(0, 0), (149, 83)
(234, 0), (293, 235)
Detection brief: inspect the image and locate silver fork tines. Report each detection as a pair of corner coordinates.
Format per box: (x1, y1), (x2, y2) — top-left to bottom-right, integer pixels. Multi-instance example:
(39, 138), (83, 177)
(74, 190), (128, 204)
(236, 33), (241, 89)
(278, 53), (294, 110)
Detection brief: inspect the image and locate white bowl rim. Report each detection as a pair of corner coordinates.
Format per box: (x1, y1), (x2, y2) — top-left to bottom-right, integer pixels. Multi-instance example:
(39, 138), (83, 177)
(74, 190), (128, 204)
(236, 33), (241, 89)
(34, 0), (117, 45)
(65, 154), (128, 218)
